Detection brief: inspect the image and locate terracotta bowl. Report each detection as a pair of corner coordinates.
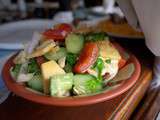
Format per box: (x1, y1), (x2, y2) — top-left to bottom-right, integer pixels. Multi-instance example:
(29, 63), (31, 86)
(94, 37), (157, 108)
(2, 49), (141, 107)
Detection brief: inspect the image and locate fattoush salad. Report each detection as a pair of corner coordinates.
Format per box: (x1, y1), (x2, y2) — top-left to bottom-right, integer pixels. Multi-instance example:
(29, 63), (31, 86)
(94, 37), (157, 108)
(10, 23), (135, 97)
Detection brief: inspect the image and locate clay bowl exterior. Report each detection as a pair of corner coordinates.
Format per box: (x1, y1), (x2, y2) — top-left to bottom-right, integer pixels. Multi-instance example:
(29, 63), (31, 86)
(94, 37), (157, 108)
(2, 47), (141, 106)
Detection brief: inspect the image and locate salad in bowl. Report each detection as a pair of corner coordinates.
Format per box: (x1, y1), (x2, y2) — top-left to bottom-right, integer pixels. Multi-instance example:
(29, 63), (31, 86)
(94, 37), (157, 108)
(6, 23), (138, 99)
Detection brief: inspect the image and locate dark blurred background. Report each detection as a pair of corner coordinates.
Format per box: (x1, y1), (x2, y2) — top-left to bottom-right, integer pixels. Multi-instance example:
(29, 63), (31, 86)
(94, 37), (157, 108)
(0, 0), (108, 24)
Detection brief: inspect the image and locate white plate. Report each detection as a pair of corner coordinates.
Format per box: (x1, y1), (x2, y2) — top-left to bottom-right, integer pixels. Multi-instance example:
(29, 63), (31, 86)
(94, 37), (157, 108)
(0, 19), (53, 50)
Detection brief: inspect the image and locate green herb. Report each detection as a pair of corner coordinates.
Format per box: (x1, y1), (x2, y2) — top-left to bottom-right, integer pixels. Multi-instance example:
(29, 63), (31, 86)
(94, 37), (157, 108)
(92, 58), (105, 81)
(105, 59), (111, 64)
(66, 53), (77, 67)
(27, 59), (40, 74)
(11, 64), (22, 78)
(64, 63), (72, 73)
(85, 32), (107, 42)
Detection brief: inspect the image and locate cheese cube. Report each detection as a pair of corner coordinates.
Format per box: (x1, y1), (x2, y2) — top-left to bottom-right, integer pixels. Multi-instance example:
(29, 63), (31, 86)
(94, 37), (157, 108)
(41, 60), (65, 80)
(41, 60), (65, 94)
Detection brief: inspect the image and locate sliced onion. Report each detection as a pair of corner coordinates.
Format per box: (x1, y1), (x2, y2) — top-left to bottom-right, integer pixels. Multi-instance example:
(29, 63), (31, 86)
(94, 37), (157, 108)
(26, 32), (42, 54)
(17, 73), (33, 82)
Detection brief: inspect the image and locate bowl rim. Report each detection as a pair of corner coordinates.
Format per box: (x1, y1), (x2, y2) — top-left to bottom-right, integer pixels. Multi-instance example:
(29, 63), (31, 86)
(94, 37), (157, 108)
(2, 49), (141, 107)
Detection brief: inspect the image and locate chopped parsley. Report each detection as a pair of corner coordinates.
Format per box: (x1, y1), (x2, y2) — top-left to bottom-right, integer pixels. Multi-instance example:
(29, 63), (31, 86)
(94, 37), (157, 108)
(85, 32), (107, 42)
(92, 58), (105, 81)
(66, 53), (77, 67)
(27, 59), (40, 75)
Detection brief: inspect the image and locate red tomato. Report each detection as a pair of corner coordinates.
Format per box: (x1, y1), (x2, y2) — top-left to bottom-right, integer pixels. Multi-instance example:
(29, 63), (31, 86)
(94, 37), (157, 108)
(74, 42), (99, 73)
(36, 56), (46, 67)
(43, 23), (72, 41)
(112, 42), (128, 69)
(43, 29), (67, 41)
(54, 23), (72, 33)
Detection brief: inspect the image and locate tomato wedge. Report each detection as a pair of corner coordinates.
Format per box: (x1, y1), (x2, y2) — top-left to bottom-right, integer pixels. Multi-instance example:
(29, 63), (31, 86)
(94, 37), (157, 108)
(54, 23), (72, 33)
(43, 29), (67, 41)
(74, 42), (99, 73)
(112, 42), (129, 69)
(43, 23), (72, 41)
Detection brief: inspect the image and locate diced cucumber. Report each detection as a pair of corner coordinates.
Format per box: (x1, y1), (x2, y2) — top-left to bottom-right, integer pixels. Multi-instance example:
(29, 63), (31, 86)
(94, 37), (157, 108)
(65, 34), (84, 54)
(27, 75), (43, 92)
(74, 74), (95, 82)
(44, 47), (67, 61)
(50, 73), (73, 97)
(73, 74), (102, 95)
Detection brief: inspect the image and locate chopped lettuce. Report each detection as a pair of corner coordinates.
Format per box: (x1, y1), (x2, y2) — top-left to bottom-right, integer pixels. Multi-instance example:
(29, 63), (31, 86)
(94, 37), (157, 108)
(10, 64), (22, 79)
(13, 51), (27, 64)
(44, 47), (67, 61)
(64, 63), (72, 73)
(50, 73), (74, 97)
(73, 74), (102, 95)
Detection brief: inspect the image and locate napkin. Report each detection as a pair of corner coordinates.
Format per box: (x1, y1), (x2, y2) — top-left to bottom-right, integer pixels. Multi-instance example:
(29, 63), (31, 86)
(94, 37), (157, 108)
(117, 0), (160, 88)
(116, 0), (139, 30)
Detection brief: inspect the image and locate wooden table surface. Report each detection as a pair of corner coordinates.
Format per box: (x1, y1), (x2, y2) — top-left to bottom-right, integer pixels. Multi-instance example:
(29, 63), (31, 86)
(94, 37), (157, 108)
(0, 39), (159, 120)
(0, 67), (152, 120)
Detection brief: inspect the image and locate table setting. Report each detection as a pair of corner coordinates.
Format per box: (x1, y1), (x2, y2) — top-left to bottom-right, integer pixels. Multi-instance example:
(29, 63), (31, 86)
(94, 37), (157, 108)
(0, 20), (155, 120)
(0, 1), (160, 119)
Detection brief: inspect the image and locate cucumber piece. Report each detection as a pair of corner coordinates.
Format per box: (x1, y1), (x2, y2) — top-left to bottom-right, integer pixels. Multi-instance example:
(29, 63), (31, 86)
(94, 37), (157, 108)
(44, 47), (67, 61)
(27, 75), (43, 92)
(73, 74), (102, 95)
(74, 74), (95, 82)
(65, 34), (84, 54)
(50, 73), (73, 97)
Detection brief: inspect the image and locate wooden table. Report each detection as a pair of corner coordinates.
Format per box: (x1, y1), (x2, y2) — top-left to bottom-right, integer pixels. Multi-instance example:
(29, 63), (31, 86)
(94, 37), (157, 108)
(0, 39), (158, 120)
